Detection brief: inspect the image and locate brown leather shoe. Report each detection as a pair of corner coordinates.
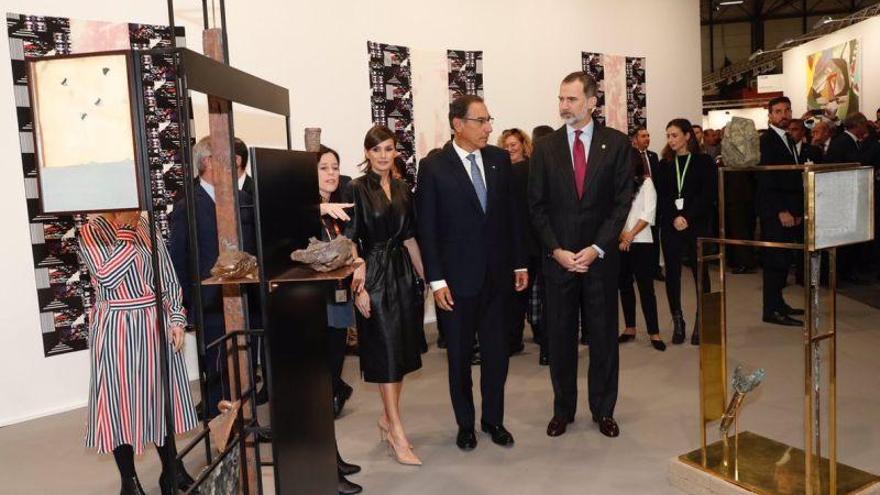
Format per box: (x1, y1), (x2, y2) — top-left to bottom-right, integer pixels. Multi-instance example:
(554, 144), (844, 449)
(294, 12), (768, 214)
(593, 416), (620, 438)
(546, 416), (573, 437)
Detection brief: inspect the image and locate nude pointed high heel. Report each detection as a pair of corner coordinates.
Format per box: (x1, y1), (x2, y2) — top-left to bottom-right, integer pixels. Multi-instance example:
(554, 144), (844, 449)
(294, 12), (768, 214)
(385, 433), (422, 466)
(378, 417), (413, 448)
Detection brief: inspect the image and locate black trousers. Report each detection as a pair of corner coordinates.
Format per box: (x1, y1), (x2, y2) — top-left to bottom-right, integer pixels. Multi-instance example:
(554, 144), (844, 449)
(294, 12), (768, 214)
(510, 256), (546, 349)
(650, 226), (662, 272)
(661, 226), (710, 323)
(438, 274), (510, 428)
(725, 179), (757, 269)
(618, 243), (660, 334)
(544, 255), (619, 420)
(760, 215), (800, 316)
(327, 326), (348, 394)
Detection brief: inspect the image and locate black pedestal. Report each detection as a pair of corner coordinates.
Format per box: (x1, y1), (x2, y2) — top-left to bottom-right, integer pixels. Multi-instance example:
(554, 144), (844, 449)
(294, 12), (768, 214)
(266, 280), (336, 495)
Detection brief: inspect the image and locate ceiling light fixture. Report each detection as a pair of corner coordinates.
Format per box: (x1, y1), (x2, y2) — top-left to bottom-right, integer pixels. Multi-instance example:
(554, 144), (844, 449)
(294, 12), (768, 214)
(718, 0), (745, 5)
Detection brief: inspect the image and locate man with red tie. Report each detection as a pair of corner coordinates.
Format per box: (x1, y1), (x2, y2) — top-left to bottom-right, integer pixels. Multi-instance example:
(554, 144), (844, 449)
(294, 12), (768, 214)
(529, 72), (634, 438)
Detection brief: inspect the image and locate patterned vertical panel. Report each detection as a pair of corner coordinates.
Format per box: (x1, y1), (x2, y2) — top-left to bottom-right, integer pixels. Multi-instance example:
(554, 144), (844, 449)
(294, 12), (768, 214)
(626, 56), (647, 131)
(367, 41), (416, 187)
(446, 50), (483, 101)
(581, 52), (606, 126)
(6, 13), (184, 356)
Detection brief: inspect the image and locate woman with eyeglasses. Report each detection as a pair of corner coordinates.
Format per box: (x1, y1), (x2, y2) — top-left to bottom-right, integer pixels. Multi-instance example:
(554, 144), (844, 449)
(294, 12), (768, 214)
(655, 118), (713, 346)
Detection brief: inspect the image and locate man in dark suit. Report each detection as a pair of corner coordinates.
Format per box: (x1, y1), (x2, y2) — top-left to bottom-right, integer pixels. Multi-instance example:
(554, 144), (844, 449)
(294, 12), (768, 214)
(788, 119), (822, 164)
(169, 136), (258, 419)
(417, 95), (528, 451)
(757, 96), (805, 326)
(825, 112), (874, 284)
(630, 125), (663, 280)
(529, 72), (633, 439)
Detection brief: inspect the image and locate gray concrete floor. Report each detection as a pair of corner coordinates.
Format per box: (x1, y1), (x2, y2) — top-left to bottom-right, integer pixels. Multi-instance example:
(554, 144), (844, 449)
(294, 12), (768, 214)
(2, 270), (879, 494)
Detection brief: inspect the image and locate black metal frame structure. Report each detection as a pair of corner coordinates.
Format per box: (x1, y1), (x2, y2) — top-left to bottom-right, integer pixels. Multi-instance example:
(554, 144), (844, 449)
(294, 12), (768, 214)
(128, 42), (290, 494)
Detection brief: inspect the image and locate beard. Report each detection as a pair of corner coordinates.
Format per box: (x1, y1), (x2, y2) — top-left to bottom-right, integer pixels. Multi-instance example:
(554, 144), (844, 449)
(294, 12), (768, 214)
(561, 106), (591, 126)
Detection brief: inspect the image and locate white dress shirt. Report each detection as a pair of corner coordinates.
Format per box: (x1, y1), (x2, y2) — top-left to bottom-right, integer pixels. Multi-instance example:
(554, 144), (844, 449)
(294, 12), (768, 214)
(429, 140), (526, 293)
(200, 181), (216, 202)
(622, 178), (656, 243)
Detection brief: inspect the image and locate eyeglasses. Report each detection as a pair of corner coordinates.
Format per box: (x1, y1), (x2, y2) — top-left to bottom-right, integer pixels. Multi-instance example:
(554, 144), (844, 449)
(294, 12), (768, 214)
(463, 116), (495, 126)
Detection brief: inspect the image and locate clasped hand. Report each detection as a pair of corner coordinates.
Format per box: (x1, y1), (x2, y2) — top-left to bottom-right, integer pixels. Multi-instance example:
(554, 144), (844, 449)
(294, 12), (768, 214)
(553, 246), (599, 273)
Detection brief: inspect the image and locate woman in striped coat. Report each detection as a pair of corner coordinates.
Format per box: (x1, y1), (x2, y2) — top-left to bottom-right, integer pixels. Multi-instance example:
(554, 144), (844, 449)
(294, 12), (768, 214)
(78, 210), (199, 495)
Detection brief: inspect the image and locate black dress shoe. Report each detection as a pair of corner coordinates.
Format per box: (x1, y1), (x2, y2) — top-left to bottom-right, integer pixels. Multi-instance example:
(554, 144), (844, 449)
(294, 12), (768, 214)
(546, 416), (573, 437)
(539, 348), (549, 366)
(456, 428), (478, 450)
(650, 338), (666, 351)
(580, 335), (590, 346)
(763, 311), (803, 327)
(508, 342), (525, 356)
(782, 305), (805, 316)
(338, 473), (363, 495)
(333, 383), (354, 418)
(842, 274), (870, 285)
(437, 336), (447, 349)
(618, 333), (636, 343)
(120, 476), (146, 495)
(337, 451), (361, 476)
(671, 313), (686, 344)
(471, 353), (481, 366)
(480, 422), (514, 447)
(159, 461), (195, 494)
(654, 268), (666, 281)
(690, 329), (700, 346)
(732, 266), (755, 275)
(593, 416), (620, 438)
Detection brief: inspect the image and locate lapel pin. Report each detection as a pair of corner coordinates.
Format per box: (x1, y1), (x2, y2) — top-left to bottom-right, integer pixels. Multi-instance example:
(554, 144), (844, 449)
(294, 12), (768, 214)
(601, 144), (606, 150)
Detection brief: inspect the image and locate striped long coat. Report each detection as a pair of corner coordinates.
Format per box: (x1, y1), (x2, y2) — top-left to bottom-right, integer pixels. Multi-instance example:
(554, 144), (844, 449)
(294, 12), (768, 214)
(77, 215), (198, 454)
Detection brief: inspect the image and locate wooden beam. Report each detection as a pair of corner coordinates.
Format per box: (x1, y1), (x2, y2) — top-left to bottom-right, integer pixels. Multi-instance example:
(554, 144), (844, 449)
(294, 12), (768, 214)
(202, 27), (259, 495)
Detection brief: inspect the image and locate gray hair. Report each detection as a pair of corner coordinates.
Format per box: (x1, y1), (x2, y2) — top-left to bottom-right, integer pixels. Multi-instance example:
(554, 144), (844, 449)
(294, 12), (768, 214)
(192, 136), (213, 175)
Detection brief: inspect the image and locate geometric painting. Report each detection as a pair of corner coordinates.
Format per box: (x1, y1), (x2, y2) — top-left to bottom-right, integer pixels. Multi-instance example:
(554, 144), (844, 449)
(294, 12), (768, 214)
(807, 38), (860, 122)
(447, 49), (483, 101)
(582, 51), (633, 134)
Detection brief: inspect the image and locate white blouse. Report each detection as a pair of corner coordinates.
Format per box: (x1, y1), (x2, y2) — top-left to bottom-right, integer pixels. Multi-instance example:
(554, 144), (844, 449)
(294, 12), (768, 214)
(622, 177), (657, 243)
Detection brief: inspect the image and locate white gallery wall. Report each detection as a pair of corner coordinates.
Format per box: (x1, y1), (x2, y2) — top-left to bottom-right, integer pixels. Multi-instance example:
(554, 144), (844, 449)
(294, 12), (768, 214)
(781, 15), (880, 121)
(0, 0), (702, 426)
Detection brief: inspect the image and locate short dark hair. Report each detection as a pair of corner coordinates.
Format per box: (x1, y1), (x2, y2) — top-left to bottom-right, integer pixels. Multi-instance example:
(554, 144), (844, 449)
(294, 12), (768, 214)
(629, 125), (648, 138)
(692, 124), (703, 131)
(561, 71), (598, 99)
(767, 96), (791, 112)
(234, 137), (248, 170)
(788, 118), (806, 129)
(448, 95), (485, 129)
(532, 125), (554, 142)
(842, 112), (868, 129)
(316, 145), (340, 165)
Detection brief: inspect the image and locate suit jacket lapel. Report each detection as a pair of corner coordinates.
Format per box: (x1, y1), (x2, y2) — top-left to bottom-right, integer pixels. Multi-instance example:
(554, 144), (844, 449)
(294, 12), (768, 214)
(551, 128), (578, 203)
(443, 142), (484, 213)
(483, 151), (498, 213)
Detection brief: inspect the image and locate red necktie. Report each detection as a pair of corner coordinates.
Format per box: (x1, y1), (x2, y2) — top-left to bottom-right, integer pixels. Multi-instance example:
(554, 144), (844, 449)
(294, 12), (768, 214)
(573, 130), (588, 199)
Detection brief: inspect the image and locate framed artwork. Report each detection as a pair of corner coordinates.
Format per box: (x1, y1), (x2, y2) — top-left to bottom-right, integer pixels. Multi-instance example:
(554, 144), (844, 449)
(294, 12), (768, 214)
(806, 39), (860, 122)
(28, 50), (143, 214)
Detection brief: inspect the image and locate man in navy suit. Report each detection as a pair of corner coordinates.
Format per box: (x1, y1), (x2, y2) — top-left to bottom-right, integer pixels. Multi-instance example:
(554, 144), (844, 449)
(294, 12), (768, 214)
(417, 95), (528, 451)
(169, 136), (257, 419)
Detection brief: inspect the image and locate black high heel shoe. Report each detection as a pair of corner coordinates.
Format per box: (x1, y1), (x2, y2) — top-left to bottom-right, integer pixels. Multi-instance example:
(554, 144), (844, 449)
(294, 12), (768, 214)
(671, 312), (686, 345)
(120, 476), (146, 495)
(159, 461), (195, 494)
(617, 333), (636, 343)
(650, 338), (667, 351)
